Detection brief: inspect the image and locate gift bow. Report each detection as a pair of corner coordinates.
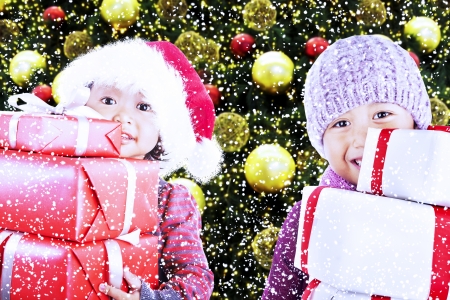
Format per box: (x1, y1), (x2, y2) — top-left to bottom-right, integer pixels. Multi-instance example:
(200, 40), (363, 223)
(7, 87), (104, 119)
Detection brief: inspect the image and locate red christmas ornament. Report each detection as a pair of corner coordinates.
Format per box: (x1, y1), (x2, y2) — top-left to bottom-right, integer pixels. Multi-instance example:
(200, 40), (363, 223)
(408, 51), (420, 67)
(32, 84), (53, 103)
(204, 84), (221, 106)
(305, 37), (329, 58)
(230, 33), (256, 58)
(43, 6), (66, 23)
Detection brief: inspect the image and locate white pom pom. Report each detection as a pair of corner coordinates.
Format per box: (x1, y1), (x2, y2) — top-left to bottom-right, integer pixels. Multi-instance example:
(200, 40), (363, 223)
(185, 138), (223, 184)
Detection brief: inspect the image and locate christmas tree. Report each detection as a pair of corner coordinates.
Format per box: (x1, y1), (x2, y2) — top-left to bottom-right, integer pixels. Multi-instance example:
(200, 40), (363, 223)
(0, 0), (449, 299)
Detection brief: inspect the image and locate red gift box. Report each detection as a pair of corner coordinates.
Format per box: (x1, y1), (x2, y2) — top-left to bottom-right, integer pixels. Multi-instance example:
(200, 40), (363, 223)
(0, 149), (159, 243)
(0, 112), (121, 157)
(0, 230), (158, 299)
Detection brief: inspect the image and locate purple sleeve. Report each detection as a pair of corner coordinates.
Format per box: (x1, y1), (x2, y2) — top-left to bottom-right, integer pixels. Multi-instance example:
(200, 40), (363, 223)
(261, 201), (308, 299)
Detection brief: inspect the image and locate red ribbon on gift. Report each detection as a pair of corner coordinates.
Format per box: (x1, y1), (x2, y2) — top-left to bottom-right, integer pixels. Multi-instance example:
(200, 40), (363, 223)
(370, 128), (395, 196)
(427, 125), (450, 132)
(429, 205), (450, 299)
(301, 278), (321, 300)
(372, 296), (390, 300)
(301, 278), (392, 300)
(300, 186), (327, 274)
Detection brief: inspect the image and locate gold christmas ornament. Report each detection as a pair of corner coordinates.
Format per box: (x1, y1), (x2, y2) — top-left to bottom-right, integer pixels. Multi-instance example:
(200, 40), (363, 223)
(100, 0), (140, 32)
(251, 226), (280, 270)
(9, 50), (46, 87)
(0, 0), (9, 12)
(243, 0), (277, 31)
(157, 0), (188, 20)
(370, 34), (392, 41)
(430, 98), (449, 126)
(204, 39), (220, 64)
(52, 70), (65, 104)
(252, 51), (294, 94)
(245, 144), (296, 193)
(404, 17), (441, 53)
(64, 31), (93, 60)
(214, 112), (250, 152)
(0, 19), (19, 44)
(174, 31), (207, 65)
(169, 178), (206, 213)
(355, 0), (387, 26)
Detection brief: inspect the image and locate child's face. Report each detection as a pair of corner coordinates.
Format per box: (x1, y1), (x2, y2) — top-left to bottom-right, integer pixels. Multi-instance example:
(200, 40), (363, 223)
(322, 103), (415, 185)
(86, 85), (159, 159)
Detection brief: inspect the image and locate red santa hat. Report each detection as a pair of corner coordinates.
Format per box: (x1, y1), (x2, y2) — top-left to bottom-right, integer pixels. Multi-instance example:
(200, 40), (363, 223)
(56, 38), (222, 183)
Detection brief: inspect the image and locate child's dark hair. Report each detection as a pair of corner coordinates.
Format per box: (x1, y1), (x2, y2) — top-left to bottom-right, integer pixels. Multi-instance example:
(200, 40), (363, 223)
(144, 137), (166, 161)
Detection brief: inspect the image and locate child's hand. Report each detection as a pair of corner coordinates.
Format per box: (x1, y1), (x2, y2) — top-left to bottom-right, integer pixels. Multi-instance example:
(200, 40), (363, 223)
(99, 267), (141, 300)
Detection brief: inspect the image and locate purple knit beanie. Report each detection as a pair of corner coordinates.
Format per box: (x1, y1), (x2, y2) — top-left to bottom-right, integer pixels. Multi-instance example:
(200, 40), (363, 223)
(303, 35), (431, 157)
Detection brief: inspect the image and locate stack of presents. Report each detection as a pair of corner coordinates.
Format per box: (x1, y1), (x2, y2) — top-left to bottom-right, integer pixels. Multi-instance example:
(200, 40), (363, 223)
(0, 112), (160, 298)
(295, 126), (450, 300)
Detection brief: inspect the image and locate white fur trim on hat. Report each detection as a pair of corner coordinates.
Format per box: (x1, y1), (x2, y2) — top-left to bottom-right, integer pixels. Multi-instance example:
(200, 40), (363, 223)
(185, 137), (223, 183)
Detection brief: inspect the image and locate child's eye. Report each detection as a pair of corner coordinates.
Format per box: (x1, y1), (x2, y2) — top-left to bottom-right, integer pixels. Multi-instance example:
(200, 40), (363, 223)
(332, 120), (350, 128)
(137, 103), (152, 111)
(374, 111), (391, 119)
(101, 97), (116, 105)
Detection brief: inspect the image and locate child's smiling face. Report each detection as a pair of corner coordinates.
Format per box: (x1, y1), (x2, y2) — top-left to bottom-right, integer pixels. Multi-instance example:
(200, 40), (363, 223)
(322, 103), (415, 185)
(86, 85), (159, 159)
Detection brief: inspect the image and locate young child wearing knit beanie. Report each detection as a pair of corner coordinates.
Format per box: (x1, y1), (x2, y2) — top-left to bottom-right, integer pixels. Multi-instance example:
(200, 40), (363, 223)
(262, 35), (432, 299)
(54, 39), (223, 300)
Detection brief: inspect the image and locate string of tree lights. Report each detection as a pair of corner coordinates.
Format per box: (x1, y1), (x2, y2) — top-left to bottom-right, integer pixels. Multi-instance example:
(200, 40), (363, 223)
(1, 0), (449, 299)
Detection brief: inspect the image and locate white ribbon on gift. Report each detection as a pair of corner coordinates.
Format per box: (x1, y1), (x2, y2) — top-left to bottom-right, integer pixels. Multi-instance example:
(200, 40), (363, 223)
(7, 88), (104, 156)
(104, 229), (141, 290)
(98, 158), (137, 289)
(7, 113), (23, 149)
(104, 240), (124, 289)
(103, 159), (138, 289)
(0, 231), (24, 300)
(117, 159), (137, 237)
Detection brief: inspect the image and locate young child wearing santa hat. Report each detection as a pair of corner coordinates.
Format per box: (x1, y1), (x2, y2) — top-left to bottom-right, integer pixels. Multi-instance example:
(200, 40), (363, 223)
(262, 35), (432, 299)
(56, 39), (222, 300)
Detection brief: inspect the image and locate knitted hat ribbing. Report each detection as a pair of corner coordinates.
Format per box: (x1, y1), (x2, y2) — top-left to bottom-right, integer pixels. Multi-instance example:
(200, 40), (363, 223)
(303, 35), (431, 157)
(56, 38), (222, 183)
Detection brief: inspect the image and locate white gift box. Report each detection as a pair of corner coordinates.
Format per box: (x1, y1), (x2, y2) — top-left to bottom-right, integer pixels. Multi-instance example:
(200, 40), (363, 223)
(302, 279), (400, 300)
(357, 127), (450, 206)
(294, 186), (450, 300)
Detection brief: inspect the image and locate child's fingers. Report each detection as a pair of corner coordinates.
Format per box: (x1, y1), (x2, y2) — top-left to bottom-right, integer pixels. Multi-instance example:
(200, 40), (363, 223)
(123, 266), (142, 292)
(99, 282), (140, 300)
